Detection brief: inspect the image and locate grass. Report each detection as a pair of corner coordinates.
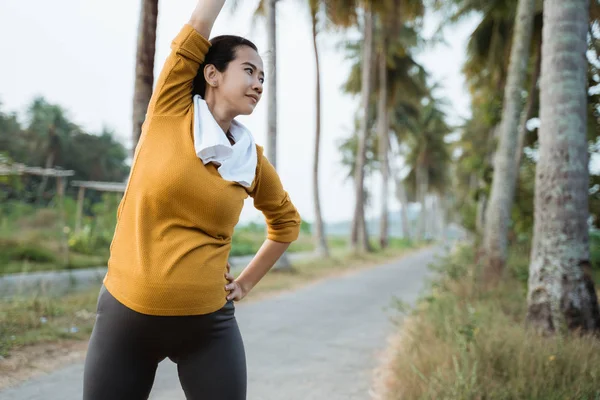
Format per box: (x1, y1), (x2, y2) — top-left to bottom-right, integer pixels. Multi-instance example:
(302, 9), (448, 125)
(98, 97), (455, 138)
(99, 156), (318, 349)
(380, 243), (600, 400)
(0, 290), (98, 357)
(1, 254), (109, 276)
(0, 238), (422, 358)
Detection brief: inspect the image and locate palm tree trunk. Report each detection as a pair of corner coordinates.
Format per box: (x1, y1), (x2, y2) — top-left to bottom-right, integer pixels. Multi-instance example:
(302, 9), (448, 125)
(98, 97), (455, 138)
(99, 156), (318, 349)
(36, 150), (55, 204)
(526, 0), (600, 335)
(515, 39), (542, 169)
(476, 126), (498, 235)
(36, 121), (59, 204)
(266, 0), (291, 268)
(430, 194), (438, 240)
(350, 7), (374, 253)
(132, 0), (159, 155)
(310, 10), (329, 258)
(483, 0), (537, 282)
(438, 194), (448, 245)
(395, 178), (411, 240)
(416, 159), (428, 240)
(475, 192), (486, 235)
(267, 0), (278, 167)
(378, 49), (389, 249)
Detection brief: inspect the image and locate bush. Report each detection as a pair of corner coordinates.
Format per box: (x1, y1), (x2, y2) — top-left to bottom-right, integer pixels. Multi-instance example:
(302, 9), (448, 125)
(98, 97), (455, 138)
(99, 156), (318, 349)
(68, 224), (112, 255)
(0, 238), (56, 264)
(9, 244), (56, 263)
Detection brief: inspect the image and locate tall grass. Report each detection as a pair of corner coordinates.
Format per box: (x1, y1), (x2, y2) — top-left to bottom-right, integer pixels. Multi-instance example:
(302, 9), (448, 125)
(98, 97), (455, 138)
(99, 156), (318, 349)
(383, 244), (600, 400)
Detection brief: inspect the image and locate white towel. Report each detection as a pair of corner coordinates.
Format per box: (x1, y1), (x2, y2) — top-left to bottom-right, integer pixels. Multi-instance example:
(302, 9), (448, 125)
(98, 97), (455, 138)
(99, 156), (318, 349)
(193, 95), (257, 188)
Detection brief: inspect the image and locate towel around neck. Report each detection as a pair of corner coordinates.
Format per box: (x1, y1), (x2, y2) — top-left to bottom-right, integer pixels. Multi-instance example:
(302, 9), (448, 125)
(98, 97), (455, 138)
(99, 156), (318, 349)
(192, 95), (257, 188)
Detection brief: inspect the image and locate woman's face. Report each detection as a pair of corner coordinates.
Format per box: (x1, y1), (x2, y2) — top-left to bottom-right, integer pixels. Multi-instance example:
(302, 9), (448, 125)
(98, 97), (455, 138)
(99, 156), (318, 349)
(208, 46), (264, 116)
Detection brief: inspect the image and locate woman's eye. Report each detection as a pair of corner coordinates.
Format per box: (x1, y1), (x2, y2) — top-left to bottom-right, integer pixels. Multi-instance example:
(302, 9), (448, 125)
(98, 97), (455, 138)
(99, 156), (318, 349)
(259, 78), (265, 84)
(245, 68), (253, 75)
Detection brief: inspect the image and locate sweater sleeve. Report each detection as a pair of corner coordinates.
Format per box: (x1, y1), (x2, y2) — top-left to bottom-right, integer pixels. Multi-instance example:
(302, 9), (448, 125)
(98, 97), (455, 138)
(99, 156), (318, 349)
(248, 146), (301, 243)
(147, 24), (211, 117)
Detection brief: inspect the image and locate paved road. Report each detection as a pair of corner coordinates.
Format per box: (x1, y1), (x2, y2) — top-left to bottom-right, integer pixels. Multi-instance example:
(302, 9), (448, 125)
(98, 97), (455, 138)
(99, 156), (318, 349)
(0, 247), (442, 400)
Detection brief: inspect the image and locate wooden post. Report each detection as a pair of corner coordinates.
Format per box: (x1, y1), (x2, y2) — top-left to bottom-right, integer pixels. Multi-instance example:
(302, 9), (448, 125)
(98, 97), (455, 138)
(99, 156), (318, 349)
(75, 186), (86, 234)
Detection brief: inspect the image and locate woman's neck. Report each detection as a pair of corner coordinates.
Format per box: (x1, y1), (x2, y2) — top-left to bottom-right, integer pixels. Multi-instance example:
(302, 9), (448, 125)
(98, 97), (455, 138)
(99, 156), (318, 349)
(204, 94), (234, 133)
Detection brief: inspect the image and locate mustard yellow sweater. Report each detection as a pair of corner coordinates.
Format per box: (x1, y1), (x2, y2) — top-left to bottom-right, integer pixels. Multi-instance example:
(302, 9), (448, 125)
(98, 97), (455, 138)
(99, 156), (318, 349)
(104, 24), (301, 316)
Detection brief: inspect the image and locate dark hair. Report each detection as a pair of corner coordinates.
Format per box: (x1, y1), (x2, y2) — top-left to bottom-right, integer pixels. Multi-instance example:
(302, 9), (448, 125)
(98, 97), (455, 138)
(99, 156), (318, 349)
(193, 35), (259, 98)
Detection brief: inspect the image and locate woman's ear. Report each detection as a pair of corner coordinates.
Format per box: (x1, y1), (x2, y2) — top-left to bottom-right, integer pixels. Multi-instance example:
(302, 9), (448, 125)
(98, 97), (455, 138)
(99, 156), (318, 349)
(204, 64), (219, 88)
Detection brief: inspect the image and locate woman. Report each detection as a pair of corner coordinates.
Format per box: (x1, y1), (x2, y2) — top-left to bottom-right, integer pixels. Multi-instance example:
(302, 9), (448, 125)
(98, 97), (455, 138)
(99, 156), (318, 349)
(82, 1), (301, 399)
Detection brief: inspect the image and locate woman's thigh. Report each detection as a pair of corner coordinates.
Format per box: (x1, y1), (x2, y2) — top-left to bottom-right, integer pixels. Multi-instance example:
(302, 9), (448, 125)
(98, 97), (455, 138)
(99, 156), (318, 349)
(83, 286), (164, 400)
(175, 302), (247, 400)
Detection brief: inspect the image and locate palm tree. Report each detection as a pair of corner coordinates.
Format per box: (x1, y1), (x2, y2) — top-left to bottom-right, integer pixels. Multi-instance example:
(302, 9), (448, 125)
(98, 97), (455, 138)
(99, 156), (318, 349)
(375, 0), (425, 248)
(394, 170), (412, 239)
(266, 0), (278, 168)
(24, 98), (76, 203)
(306, 0), (329, 257)
(482, 0), (537, 282)
(398, 99), (451, 240)
(265, 0), (297, 269)
(525, 0), (600, 335)
(336, 1), (424, 251)
(132, 0), (159, 155)
(323, 0), (375, 253)
(376, 45), (390, 249)
(438, 0), (544, 239)
(350, 5), (375, 253)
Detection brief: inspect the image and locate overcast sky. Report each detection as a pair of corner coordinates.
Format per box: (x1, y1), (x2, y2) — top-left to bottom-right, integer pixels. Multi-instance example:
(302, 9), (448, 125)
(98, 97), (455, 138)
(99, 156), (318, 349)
(0, 1), (479, 224)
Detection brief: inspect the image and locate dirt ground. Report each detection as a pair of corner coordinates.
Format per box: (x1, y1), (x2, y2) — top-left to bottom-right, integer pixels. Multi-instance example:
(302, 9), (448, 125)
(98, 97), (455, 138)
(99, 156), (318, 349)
(0, 340), (89, 390)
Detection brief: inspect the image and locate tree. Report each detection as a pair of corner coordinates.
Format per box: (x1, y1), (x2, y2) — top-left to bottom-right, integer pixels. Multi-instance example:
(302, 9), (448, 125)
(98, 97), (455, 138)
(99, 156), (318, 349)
(437, 0), (544, 241)
(0, 101), (27, 162)
(376, 41), (390, 248)
(335, 0), (422, 252)
(400, 99), (451, 240)
(482, 0), (537, 282)
(350, 5), (375, 253)
(526, 0), (600, 335)
(266, 0), (278, 168)
(307, 0), (329, 257)
(132, 0), (159, 155)
(24, 98), (77, 203)
(375, 0), (425, 248)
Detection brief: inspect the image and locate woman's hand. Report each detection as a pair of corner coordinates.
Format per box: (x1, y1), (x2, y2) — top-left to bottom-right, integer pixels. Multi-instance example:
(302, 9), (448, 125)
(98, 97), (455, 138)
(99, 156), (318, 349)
(224, 262), (248, 301)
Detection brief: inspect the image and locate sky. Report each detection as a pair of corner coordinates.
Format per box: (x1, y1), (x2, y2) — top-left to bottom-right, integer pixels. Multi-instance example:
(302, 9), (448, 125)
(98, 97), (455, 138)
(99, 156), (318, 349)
(0, 1), (480, 224)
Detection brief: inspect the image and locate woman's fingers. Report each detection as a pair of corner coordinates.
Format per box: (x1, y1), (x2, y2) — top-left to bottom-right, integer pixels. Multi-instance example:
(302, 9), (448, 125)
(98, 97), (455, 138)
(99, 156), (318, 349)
(226, 286), (240, 301)
(225, 281), (243, 301)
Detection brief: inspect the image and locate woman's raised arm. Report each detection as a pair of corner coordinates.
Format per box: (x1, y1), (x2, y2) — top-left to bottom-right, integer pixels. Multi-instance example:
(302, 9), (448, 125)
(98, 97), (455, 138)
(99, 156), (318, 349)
(144, 0), (226, 117)
(189, 0), (227, 38)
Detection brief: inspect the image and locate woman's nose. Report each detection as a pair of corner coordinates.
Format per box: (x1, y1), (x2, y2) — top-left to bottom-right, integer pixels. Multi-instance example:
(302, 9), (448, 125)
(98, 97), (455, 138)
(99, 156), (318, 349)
(253, 79), (263, 93)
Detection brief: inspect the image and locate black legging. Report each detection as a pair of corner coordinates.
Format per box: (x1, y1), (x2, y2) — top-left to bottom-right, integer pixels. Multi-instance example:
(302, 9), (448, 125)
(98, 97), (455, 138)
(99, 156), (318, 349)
(83, 285), (246, 400)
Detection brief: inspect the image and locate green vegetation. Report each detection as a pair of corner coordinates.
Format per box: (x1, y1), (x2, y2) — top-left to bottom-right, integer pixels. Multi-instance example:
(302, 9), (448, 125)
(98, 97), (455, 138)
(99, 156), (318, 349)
(382, 243), (600, 400)
(0, 198), (353, 275)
